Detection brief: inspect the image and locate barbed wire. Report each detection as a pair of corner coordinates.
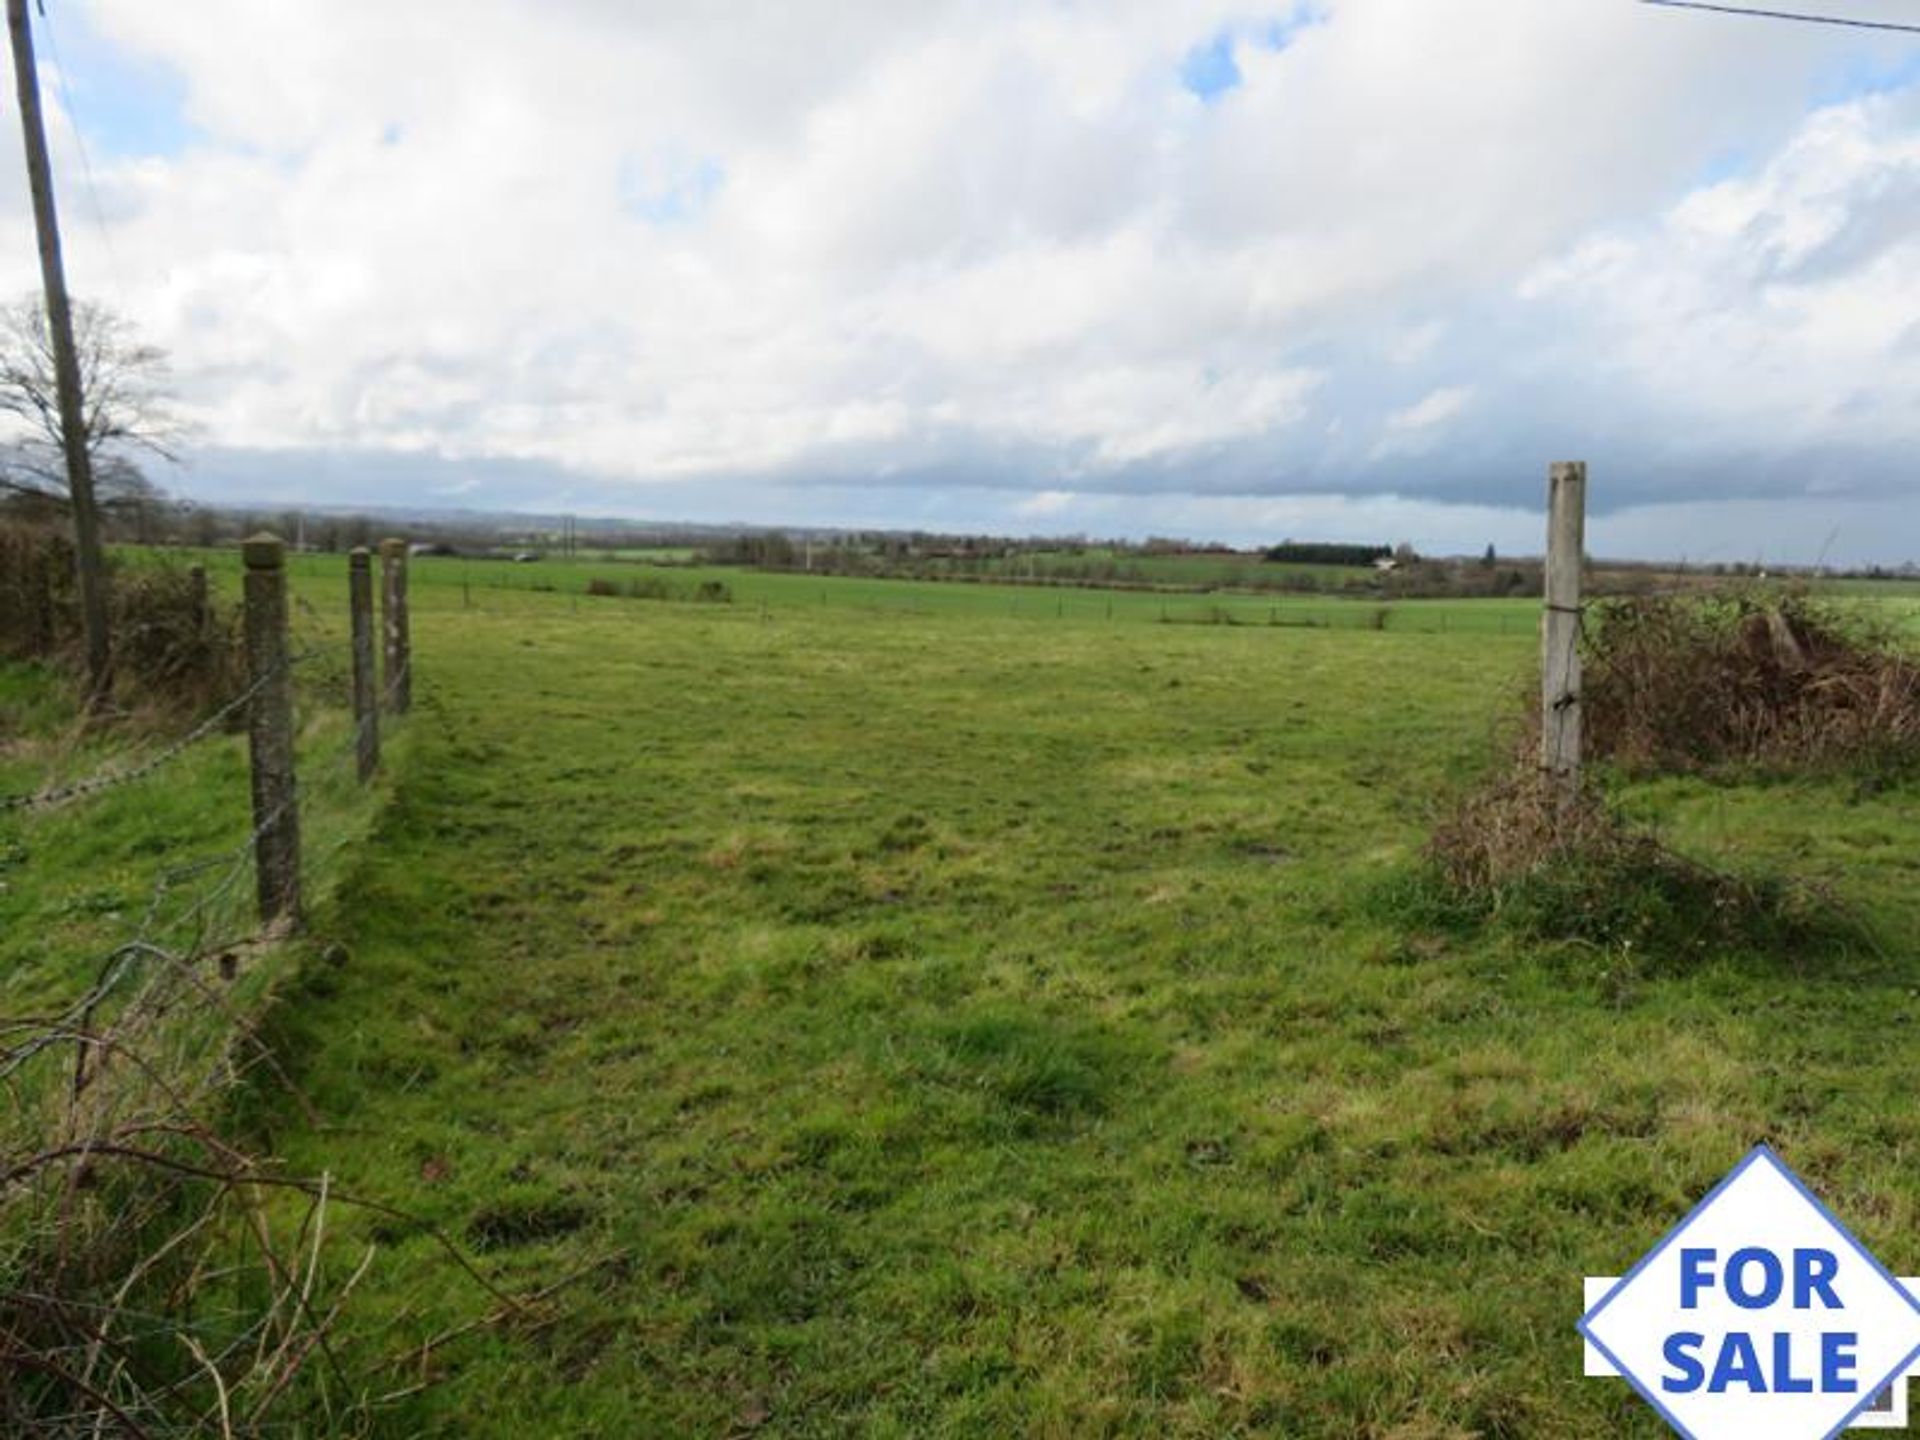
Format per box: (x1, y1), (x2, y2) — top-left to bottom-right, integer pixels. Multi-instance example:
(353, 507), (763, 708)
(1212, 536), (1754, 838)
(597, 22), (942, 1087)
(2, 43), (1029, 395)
(0, 651), (316, 815)
(0, 700), (380, 1102)
(0, 656), (473, 1435)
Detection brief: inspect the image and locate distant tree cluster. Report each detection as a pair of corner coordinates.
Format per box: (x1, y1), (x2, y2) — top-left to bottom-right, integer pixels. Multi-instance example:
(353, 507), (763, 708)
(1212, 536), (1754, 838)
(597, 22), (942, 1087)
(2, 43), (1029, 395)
(1262, 541), (1392, 567)
(703, 531), (800, 567)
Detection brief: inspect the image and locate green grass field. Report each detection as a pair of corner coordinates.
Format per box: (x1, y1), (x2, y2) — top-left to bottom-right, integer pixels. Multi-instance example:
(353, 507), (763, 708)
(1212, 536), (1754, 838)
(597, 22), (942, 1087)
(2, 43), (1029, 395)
(8, 555), (1920, 1435)
(126, 546), (1539, 636)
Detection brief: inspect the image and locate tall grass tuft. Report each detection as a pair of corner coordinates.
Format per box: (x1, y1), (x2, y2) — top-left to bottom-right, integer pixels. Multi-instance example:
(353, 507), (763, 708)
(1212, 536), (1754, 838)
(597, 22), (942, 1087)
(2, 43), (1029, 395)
(1404, 765), (1856, 968)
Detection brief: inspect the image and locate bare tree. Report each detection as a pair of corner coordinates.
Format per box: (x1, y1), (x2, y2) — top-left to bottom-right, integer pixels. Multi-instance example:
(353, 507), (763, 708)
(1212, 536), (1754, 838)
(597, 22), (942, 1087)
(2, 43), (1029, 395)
(0, 295), (185, 518)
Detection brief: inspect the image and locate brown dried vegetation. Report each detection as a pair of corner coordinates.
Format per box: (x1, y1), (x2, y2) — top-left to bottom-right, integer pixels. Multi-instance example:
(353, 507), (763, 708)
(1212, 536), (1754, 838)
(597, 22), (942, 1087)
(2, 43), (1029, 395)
(1580, 589), (1920, 777)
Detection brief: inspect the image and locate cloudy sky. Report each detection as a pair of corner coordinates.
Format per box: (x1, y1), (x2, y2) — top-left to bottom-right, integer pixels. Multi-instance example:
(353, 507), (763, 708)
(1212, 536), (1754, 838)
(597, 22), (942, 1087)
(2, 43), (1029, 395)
(9, 0), (1920, 561)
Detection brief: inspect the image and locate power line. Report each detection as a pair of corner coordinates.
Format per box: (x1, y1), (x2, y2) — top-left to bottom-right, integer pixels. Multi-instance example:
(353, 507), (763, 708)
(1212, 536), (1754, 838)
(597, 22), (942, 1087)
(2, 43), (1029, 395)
(34, 0), (129, 309)
(1640, 0), (1920, 34)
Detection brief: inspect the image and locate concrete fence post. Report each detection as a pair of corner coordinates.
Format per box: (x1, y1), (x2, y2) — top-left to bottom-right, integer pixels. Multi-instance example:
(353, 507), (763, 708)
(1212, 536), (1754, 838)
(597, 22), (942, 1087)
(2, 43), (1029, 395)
(1541, 462), (1587, 809)
(379, 538), (411, 714)
(241, 533), (301, 929)
(349, 547), (380, 783)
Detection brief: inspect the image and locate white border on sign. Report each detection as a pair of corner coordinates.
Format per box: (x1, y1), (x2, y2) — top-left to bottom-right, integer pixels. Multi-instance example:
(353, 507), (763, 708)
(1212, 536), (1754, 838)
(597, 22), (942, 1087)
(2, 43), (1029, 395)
(1584, 1276), (1914, 1430)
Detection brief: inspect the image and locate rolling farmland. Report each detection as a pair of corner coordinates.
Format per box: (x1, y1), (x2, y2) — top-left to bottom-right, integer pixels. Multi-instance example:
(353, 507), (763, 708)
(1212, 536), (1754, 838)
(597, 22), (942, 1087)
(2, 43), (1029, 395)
(10, 557), (1920, 1434)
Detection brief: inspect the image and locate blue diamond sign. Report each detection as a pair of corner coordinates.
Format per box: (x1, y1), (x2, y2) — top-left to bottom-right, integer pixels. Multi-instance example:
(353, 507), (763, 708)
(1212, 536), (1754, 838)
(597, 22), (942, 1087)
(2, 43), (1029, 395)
(1580, 1145), (1920, 1438)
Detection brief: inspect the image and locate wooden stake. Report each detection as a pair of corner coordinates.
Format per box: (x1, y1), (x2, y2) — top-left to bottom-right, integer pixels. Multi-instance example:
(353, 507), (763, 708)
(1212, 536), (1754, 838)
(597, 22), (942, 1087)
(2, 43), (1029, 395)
(1541, 462), (1586, 806)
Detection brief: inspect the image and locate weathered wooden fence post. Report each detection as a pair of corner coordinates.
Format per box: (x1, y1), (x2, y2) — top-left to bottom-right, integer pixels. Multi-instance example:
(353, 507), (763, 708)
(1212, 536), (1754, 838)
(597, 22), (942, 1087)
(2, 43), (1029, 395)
(1541, 462), (1586, 808)
(379, 537), (411, 714)
(241, 533), (301, 929)
(349, 547), (380, 782)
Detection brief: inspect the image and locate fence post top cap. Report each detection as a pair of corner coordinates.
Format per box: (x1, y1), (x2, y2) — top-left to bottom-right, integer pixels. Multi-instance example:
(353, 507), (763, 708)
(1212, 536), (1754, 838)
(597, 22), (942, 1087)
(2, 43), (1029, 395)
(348, 545), (371, 561)
(241, 533), (285, 567)
(379, 537), (407, 555)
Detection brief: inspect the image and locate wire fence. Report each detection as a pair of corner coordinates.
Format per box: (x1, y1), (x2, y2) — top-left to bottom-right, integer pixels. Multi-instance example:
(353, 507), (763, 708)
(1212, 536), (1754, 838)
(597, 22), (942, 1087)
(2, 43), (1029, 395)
(0, 653), (305, 815)
(0, 540), (550, 1436)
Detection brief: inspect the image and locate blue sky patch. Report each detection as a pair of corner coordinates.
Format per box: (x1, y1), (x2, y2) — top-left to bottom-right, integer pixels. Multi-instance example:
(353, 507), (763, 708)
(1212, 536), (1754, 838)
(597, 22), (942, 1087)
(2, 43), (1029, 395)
(1695, 145), (1753, 188)
(619, 154), (725, 225)
(1181, 33), (1243, 102)
(1814, 46), (1920, 108)
(36, 2), (196, 158)
(1180, 7), (1326, 103)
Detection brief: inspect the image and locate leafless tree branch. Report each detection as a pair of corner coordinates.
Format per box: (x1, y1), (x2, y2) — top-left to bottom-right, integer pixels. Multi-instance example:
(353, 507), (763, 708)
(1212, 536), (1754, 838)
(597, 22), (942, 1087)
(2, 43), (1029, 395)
(0, 295), (190, 519)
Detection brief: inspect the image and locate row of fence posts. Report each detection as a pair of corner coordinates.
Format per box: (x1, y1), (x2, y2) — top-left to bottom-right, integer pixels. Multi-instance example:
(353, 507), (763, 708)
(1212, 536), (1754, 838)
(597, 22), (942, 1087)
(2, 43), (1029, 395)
(240, 534), (411, 932)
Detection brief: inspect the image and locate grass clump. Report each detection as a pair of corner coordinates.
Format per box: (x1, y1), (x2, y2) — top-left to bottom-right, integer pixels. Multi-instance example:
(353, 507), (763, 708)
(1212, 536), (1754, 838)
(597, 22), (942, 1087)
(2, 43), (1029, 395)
(1582, 589), (1920, 778)
(918, 1009), (1130, 1135)
(1409, 766), (1848, 967)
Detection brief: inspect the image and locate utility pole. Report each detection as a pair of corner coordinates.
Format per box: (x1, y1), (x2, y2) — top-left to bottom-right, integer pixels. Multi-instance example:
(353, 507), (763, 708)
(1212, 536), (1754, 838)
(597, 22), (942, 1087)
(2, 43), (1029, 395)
(7, 0), (110, 707)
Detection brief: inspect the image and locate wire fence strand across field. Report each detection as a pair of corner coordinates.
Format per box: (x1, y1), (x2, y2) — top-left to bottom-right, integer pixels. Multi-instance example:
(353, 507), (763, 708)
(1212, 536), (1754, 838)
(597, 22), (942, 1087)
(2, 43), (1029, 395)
(0, 651), (308, 815)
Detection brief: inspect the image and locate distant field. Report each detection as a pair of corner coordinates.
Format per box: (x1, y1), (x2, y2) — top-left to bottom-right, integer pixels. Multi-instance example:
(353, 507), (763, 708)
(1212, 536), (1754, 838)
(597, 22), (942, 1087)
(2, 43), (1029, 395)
(9, 552), (1920, 1435)
(1814, 576), (1920, 602)
(528, 543), (1379, 591)
(138, 546), (1541, 636)
(578, 545), (702, 564)
(945, 548), (1378, 590)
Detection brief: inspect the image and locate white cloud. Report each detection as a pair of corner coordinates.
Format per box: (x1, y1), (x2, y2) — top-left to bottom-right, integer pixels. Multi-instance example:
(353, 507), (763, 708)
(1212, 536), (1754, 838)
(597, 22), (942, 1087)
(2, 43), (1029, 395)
(6, 0), (1920, 558)
(1386, 322), (1443, 367)
(1386, 386), (1474, 434)
(1513, 88), (1920, 473)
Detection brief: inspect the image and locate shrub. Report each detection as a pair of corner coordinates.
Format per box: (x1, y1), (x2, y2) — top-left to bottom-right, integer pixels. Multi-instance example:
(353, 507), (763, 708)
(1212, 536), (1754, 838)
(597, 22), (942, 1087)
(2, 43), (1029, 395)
(0, 524), (242, 715)
(108, 563), (245, 714)
(694, 580), (733, 604)
(585, 577), (622, 597)
(1580, 590), (1920, 778)
(0, 522), (68, 659)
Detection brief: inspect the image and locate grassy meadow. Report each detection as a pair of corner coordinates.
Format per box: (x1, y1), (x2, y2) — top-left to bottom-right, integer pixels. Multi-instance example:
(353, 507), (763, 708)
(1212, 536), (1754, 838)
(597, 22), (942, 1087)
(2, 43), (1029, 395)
(7, 553), (1920, 1435)
(195, 546), (1542, 635)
